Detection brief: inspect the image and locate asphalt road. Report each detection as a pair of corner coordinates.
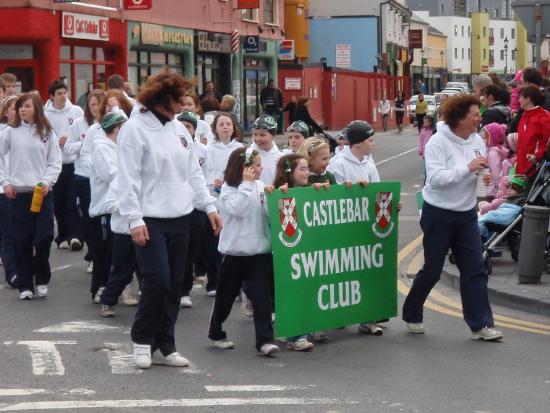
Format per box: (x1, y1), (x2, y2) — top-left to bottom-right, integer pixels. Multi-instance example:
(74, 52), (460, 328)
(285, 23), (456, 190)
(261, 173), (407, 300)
(1, 126), (549, 413)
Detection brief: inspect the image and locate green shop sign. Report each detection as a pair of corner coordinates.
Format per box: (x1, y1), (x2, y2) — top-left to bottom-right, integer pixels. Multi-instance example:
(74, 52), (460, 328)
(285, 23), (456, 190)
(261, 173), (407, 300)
(129, 22), (193, 52)
(267, 183), (400, 338)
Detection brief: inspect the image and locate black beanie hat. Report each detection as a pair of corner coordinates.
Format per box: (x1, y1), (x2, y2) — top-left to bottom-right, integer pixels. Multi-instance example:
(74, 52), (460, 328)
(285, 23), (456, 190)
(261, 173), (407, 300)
(345, 120), (375, 145)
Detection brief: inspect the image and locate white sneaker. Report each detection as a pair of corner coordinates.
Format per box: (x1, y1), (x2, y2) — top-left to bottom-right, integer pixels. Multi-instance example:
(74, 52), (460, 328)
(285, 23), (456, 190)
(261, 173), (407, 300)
(19, 290), (33, 300)
(180, 296), (192, 308)
(259, 343), (279, 356)
(133, 344), (151, 369)
(471, 327), (503, 341)
(36, 285), (48, 298)
(212, 339), (235, 349)
(407, 322), (425, 334)
(58, 241), (69, 250)
(358, 323), (383, 336)
(287, 338), (314, 351)
(93, 287), (105, 304)
(206, 290), (216, 297)
(100, 304), (115, 317)
(69, 238), (82, 251)
(121, 285), (139, 306)
(152, 351), (189, 367)
(86, 261), (93, 274)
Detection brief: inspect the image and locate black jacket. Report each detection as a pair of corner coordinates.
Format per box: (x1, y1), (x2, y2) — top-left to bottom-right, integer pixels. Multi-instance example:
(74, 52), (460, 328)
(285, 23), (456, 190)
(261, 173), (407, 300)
(481, 101), (511, 127)
(295, 105), (323, 136)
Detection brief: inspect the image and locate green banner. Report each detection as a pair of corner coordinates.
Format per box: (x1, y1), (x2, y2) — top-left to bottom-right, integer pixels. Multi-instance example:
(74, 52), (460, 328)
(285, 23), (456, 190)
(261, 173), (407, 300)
(267, 183), (401, 338)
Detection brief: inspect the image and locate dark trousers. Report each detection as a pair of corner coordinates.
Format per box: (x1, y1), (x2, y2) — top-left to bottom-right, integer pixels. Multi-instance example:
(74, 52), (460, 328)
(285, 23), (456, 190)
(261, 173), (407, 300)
(91, 214), (112, 297)
(416, 114), (426, 133)
(208, 254), (274, 352)
(396, 111), (404, 127)
(205, 223), (221, 292)
(181, 209), (207, 297)
(0, 194), (16, 285)
(381, 114), (388, 132)
(12, 193), (54, 292)
(402, 202), (495, 332)
(101, 233), (139, 306)
(53, 163), (79, 245)
(131, 216), (190, 356)
(74, 175), (93, 260)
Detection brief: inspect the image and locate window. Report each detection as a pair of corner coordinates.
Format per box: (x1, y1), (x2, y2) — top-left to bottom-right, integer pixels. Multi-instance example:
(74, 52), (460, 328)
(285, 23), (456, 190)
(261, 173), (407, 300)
(483, 49), (486, 59)
(512, 50), (516, 61)
(242, 8), (259, 21)
(468, 26), (471, 37)
(500, 50), (504, 61)
(494, 9), (499, 18)
(483, 26), (486, 37)
(455, 48), (458, 59)
(490, 28), (494, 38)
(462, 26), (464, 37)
(128, 51), (185, 88)
(454, 25), (458, 36)
(489, 49), (494, 66)
(462, 48), (464, 59)
(500, 28), (504, 39)
(468, 48), (471, 60)
(511, 28), (515, 39)
(59, 46), (115, 103)
(441, 4), (444, 14)
(264, 0), (278, 25)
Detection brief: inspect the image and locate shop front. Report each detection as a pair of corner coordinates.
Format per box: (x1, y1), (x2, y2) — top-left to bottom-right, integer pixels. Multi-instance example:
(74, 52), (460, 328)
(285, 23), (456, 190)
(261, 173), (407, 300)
(0, 8), (126, 103)
(240, 39), (279, 131)
(195, 31), (232, 97)
(128, 22), (194, 91)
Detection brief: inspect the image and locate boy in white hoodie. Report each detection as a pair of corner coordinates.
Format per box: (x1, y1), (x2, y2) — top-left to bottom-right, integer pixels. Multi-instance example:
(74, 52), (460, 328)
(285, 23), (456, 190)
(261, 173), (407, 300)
(89, 112), (126, 304)
(44, 80), (84, 251)
(250, 114), (283, 185)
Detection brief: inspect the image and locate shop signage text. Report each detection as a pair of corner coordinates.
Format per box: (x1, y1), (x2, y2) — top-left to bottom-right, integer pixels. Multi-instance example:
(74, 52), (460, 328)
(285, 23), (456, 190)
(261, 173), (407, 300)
(124, 0), (152, 10)
(243, 36), (260, 53)
(0, 45), (33, 60)
(141, 23), (193, 47)
(335, 44), (351, 69)
(409, 29), (423, 49)
(197, 31), (231, 54)
(62, 12), (109, 42)
(284, 77), (302, 90)
(237, 0), (260, 9)
(279, 39), (295, 61)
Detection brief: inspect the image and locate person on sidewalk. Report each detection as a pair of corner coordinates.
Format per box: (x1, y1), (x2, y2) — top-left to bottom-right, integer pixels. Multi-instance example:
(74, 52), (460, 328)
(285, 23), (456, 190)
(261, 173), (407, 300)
(378, 95), (391, 132)
(415, 93), (428, 134)
(402, 94), (503, 341)
(118, 72), (222, 369)
(394, 91), (405, 133)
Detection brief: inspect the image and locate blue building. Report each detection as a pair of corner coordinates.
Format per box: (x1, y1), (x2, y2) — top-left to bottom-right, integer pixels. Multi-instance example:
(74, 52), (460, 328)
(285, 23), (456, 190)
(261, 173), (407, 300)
(308, 17), (379, 72)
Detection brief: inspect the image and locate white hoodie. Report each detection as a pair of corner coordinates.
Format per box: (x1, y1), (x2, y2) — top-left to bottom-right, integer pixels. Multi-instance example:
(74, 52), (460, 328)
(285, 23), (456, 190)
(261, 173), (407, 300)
(205, 139), (243, 195)
(0, 123), (61, 192)
(65, 116), (94, 176)
(327, 146), (380, 184)
(118, 110), (217, 230)
(250, 142), (283, 185)
(89, 135), (117, 217)
(217, 180), (271, 256)
(196, 119), (215, 145)
(44, 99), (84, 164)
(423, 123), (486, 211)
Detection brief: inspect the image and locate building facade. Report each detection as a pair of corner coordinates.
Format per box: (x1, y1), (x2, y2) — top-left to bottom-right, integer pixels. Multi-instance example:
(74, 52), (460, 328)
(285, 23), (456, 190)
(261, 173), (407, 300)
(0, 0), (285, 130)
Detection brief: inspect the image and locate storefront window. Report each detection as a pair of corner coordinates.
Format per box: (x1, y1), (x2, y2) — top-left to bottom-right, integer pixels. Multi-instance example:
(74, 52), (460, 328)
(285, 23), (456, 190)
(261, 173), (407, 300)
(128, 52), (185, 88)
(60, 45), (116, 103)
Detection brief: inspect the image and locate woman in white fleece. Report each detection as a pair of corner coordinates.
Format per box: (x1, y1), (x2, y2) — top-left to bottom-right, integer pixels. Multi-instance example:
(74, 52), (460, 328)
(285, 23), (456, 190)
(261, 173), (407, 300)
(117, 73), (222, 369)
(402, 94), (503, 342)
(0, 93), (61, 300)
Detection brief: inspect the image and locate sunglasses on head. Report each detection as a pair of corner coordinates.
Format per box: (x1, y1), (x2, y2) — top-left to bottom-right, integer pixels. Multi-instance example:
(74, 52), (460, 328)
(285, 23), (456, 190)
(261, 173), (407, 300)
(252, 122), (276, 131)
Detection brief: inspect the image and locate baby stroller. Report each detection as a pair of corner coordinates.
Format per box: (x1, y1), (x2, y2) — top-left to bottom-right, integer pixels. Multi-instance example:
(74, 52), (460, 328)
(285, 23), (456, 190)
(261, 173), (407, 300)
(482, 160), (550, 275)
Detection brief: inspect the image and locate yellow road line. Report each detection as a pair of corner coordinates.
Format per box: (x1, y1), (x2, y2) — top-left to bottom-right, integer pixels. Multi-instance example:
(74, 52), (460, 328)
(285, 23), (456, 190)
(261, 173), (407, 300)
(398, 235), (550, 335)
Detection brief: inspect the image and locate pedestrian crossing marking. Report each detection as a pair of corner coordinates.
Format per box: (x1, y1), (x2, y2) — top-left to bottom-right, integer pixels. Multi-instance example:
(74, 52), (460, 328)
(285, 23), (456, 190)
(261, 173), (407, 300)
(34, 320), (129, 334)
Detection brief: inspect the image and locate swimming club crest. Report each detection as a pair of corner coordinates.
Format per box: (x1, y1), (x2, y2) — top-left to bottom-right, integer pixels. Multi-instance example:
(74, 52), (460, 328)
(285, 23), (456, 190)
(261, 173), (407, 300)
(372, 192), (394, 239)
(278, 197), (303, 248)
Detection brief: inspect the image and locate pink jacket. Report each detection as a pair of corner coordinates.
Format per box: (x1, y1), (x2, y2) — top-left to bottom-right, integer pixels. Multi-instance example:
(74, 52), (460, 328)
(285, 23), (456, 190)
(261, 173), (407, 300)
(487, 145), (510, 197)
(418, 127), (433, 157)
(479, 175), (510, 215)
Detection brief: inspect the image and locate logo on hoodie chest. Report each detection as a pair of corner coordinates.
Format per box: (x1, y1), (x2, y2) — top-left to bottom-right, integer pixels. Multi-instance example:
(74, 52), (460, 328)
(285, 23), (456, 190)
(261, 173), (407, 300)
(178, 135), (189, 149)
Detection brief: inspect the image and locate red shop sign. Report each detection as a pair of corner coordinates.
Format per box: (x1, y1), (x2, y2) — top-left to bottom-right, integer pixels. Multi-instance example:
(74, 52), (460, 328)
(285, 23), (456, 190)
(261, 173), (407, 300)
(237, 0), (259, 9)
(124, 0), (152, 10)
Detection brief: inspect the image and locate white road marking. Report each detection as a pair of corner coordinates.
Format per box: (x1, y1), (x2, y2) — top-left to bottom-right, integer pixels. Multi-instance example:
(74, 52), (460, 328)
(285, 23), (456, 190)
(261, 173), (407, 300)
(0, 397), (354, 411)
(205, 385), (315, 392)
(101, 343), (141, 375)
(50, 265), (72, 272)
(178, 362), (202, 375)
(34, 320), (129, 334)
(375, 148), (417, 166)
(0, 390), (48, 397)
(61, 389), (96, 396)
(15, 341), (76, 376)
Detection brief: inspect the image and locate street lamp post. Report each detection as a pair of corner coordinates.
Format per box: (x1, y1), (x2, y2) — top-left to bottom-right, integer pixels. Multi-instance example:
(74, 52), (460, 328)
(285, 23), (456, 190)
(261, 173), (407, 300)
(504, 37), (509, 80)
(420, 49), (425, 92)
(440, 50), (445, 90)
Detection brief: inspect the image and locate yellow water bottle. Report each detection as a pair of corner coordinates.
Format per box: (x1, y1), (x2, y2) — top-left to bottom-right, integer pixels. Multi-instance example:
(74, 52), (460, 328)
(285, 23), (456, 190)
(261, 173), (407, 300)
(30, 182), (44, 213)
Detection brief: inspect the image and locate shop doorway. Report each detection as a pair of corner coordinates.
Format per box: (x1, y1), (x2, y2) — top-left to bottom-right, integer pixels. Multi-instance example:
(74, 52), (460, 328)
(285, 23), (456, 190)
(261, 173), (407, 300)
(243, 69), (268, 131)
(0, 61), (37, 93)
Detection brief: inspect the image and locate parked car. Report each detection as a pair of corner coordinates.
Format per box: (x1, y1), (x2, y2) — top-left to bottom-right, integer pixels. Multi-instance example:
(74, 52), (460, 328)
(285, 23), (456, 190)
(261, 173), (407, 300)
(446, 82), (470, 93)
(408, 94), (437, 124)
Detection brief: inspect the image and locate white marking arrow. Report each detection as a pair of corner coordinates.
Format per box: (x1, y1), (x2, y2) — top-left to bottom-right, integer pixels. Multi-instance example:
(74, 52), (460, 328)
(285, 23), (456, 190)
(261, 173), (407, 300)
(34, 320), (129, 334)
